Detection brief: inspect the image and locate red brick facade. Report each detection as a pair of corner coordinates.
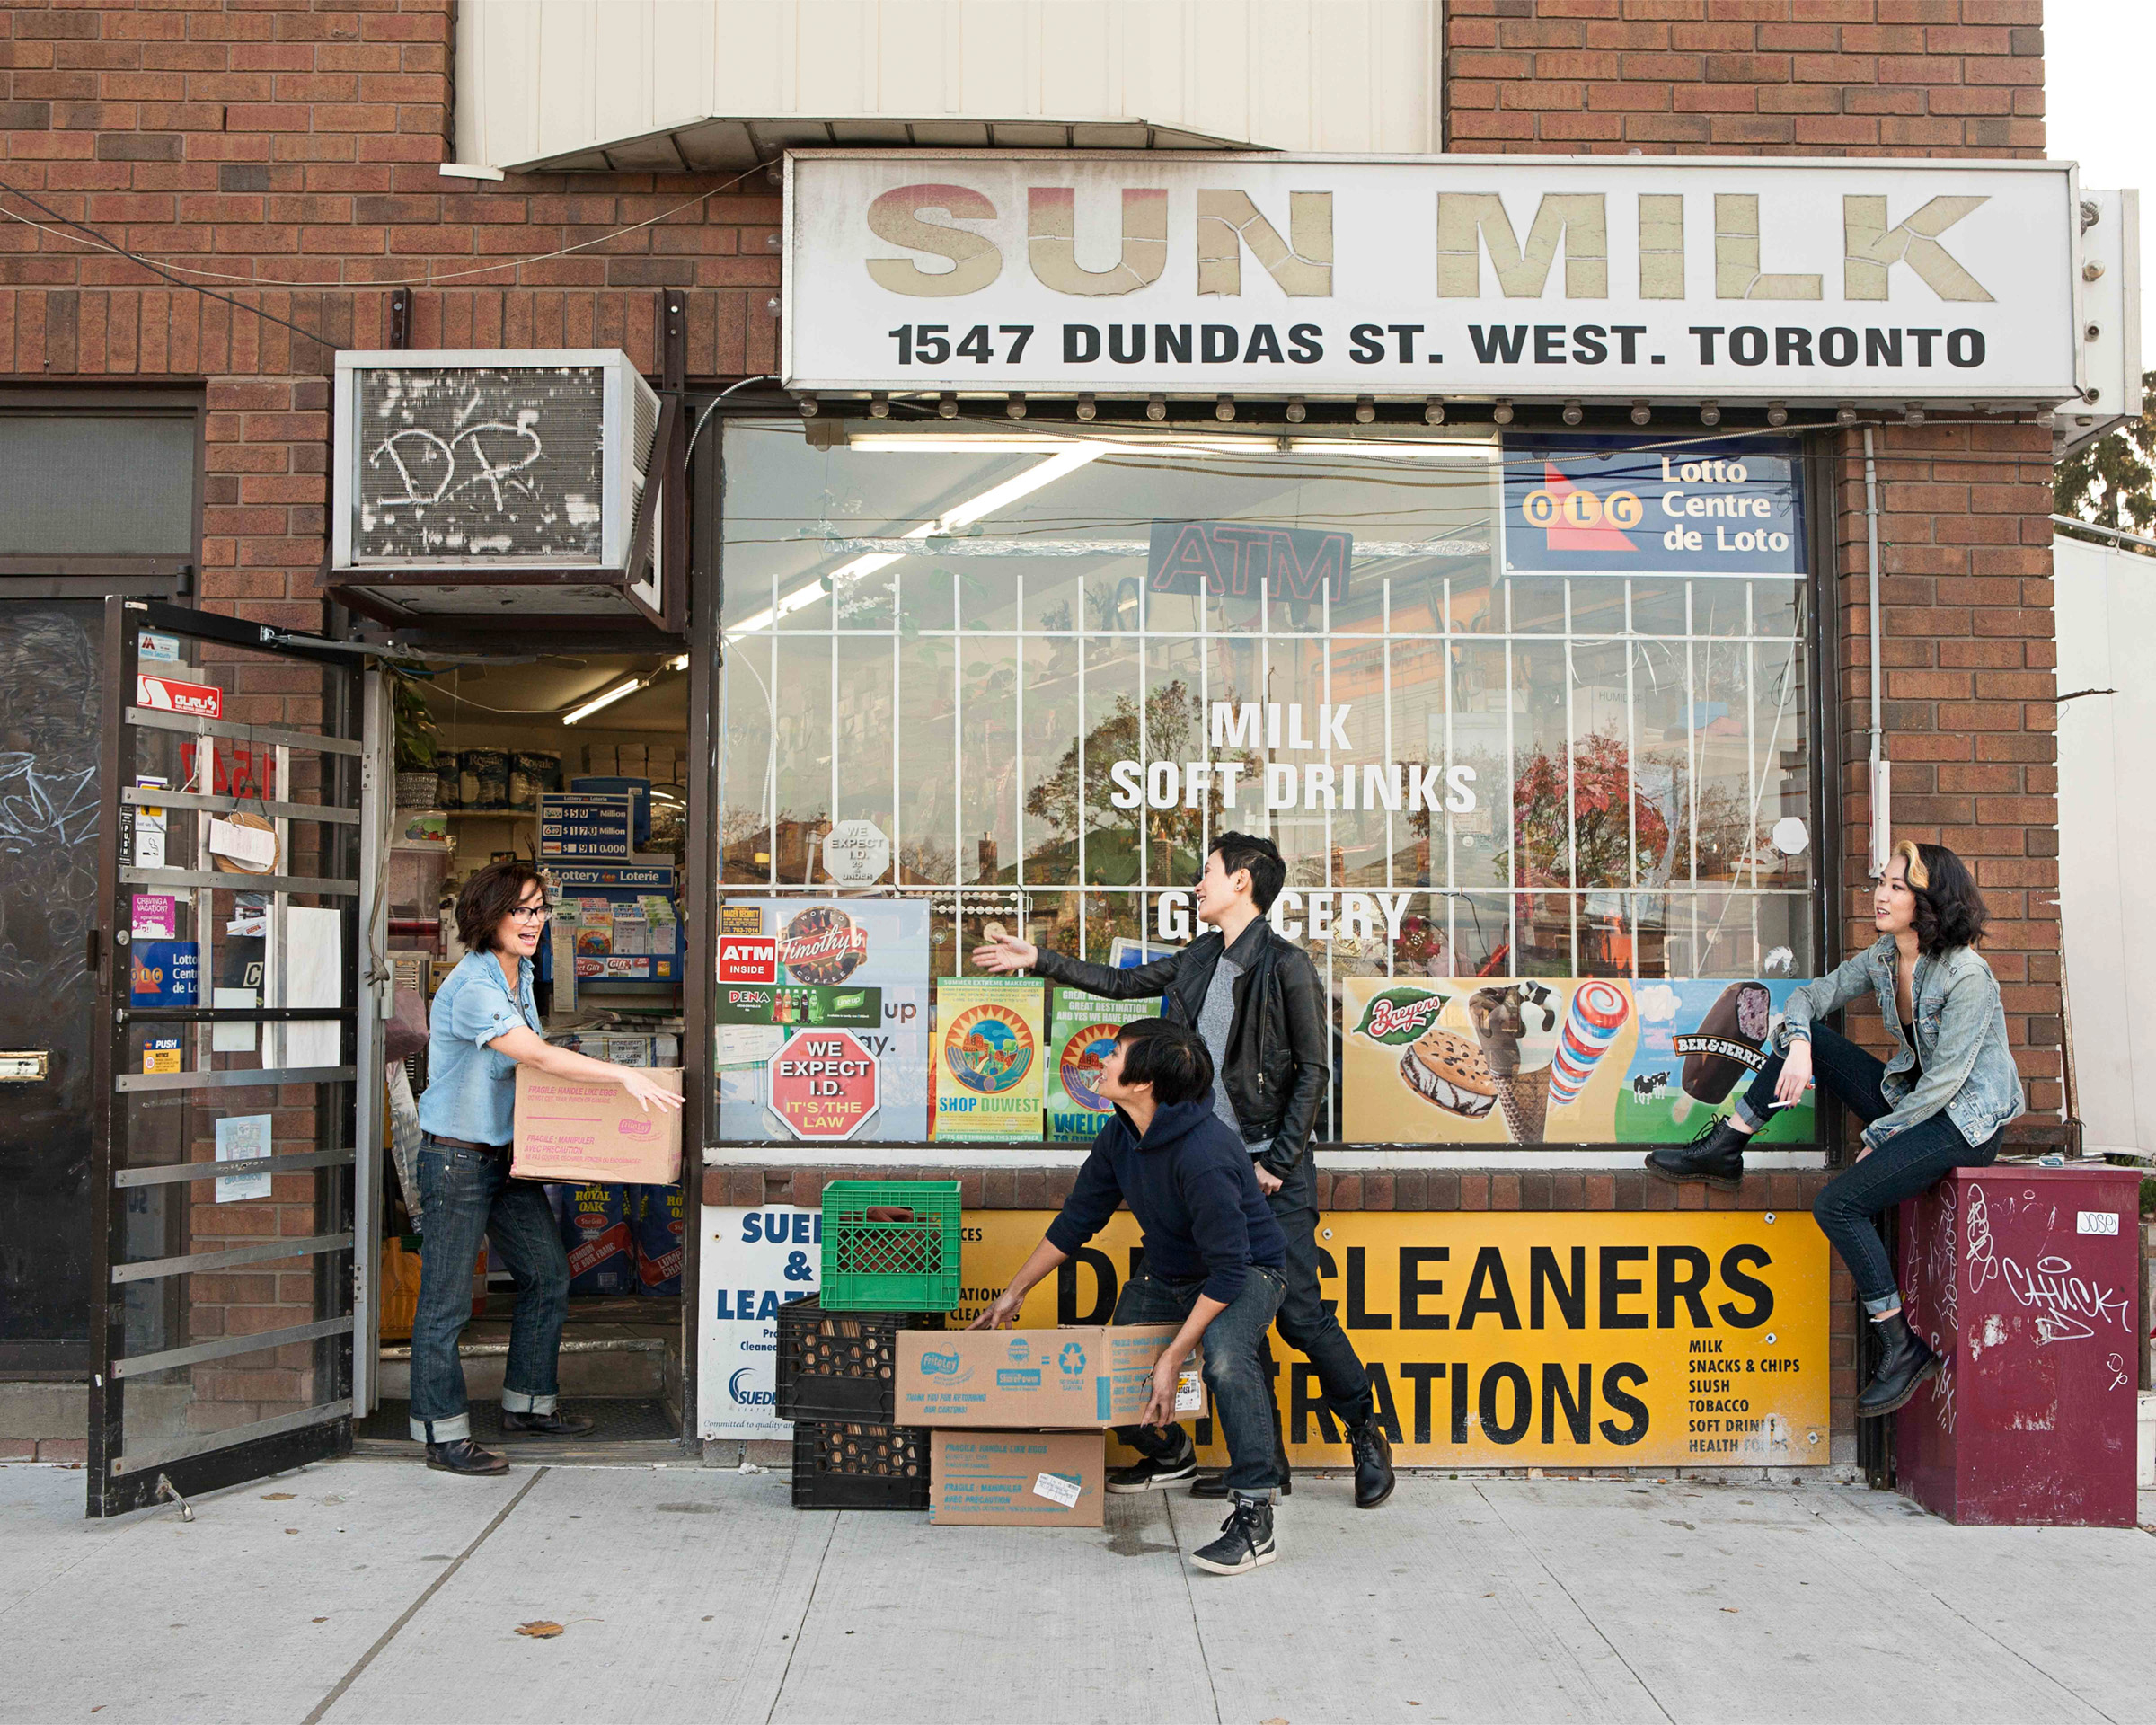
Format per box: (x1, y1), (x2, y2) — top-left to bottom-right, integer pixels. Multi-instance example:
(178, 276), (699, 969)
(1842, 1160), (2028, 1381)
(3, 0), (2068, 1459)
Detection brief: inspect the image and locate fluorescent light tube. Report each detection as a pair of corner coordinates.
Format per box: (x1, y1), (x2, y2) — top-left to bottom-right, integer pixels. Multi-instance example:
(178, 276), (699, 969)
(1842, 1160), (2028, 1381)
(561, 677), (645, 725)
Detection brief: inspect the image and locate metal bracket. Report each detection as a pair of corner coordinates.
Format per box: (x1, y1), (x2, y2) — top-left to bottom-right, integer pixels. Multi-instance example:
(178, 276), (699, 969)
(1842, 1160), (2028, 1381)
(154, 1473), (195, 1523)
(660, 288), (688, 393)
(388, 287), (412, 351)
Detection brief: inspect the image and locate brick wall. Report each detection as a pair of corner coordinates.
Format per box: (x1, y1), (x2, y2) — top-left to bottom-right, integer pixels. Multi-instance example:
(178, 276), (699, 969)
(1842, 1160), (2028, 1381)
(1446, 0), (2044, 156)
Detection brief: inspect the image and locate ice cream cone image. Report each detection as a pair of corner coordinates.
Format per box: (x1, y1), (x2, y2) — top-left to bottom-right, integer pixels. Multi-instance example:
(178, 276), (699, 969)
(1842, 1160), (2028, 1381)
(1468, 983), (1561, 1146)
(1491, 1070), (1551, 1143)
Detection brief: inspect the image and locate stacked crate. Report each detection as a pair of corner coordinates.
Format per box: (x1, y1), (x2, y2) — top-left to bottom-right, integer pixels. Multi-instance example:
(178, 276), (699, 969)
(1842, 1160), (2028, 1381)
(777, 1181), (961, 1510)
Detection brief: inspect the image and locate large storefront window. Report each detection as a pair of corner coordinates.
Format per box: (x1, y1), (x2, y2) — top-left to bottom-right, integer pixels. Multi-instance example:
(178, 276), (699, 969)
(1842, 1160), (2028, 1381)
(715, 423), (1821, 1153)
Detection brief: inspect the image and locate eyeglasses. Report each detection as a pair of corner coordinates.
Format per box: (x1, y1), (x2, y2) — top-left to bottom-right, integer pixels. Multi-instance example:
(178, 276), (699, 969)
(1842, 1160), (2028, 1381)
(509, 903), (551, 924)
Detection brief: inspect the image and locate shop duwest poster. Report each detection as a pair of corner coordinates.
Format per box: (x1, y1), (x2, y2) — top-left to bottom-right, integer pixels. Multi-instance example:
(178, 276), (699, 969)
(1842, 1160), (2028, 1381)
(1340, 976), (1816, 1146)
(932, 978), (1047, 1142)
(1044, 987), (1155, 1144)
(715, 898), (930, 1143)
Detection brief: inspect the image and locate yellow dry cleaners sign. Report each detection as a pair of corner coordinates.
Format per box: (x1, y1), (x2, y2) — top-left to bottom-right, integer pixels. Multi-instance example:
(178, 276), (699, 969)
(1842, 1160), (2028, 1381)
(955, 1209), (1830, 1469)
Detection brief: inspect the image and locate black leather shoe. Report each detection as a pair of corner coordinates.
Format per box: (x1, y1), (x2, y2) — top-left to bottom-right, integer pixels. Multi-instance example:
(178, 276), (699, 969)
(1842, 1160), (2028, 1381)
(1190, 1446), (1293, 1500)
(1347, 1414), (1396, 1509)
(1856, 1310), (1940, 1418)
(425, 1438), (508, 1476)
(1645, 1117), (1750, 1190)
(499, 1408), (596, 1438)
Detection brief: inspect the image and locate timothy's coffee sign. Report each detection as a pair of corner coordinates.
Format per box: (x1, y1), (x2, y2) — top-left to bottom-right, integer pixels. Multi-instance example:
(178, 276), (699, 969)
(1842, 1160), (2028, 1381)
(784, 153), (2093, 404)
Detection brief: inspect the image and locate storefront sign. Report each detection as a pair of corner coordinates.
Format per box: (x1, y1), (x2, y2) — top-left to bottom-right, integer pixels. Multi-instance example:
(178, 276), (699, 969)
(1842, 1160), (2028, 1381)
(786, 154), (2083, 402)
(699, 1205), (1830, 1465)
(1147, 520), (1351, 600)
(933, 978), (1046, 1140)
(1342, 976), (1816, 1147)
(1504, 436), (1799, 575)
(129, 941), (199, 1008)
(718, 898), (932, 1142)
(1045, 988), (1154, 1143)
(821, 818), (892, 887)
(134, 673), (221, 718)
(768, 1029), (881, 1140)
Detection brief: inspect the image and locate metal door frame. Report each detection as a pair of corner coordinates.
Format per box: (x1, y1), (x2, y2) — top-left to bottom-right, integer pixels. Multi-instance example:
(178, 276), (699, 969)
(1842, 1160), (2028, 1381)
(84, 598), (383, 1517)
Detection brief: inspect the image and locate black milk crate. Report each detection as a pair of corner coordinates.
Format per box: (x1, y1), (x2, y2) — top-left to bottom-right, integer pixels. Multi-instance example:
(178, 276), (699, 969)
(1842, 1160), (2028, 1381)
(775, 1295), (945, 1422)
(791, 1419), (931, 1511)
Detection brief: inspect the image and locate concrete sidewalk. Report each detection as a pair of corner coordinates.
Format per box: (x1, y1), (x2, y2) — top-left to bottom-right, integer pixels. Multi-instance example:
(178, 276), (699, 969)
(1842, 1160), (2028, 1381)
(3, 1460), (2151, 1725)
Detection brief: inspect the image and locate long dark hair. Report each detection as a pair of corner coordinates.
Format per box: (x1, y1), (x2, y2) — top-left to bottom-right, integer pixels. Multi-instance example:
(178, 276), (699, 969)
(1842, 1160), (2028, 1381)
(1893, 839), (1988, 955)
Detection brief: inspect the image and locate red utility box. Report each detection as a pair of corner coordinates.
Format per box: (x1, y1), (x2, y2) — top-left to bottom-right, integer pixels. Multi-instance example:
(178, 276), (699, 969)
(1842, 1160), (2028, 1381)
(1895, 1164), (2142, 1526)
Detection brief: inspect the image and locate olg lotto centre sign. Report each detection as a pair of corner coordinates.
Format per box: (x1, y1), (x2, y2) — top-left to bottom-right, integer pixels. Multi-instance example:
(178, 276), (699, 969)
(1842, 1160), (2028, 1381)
(785, 154), (2088, 405)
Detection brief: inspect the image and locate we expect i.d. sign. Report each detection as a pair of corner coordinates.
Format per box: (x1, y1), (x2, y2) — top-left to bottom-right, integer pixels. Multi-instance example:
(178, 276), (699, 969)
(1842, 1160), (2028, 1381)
(785, 153), (2089, 404)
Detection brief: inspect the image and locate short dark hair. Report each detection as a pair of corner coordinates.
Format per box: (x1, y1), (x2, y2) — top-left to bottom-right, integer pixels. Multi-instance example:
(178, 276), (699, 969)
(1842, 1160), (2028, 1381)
(1115, 1019), (1214, 1109)
(1209, 830), (1286, 913)
(455, 860), (548, 952)
(1894, 839), (1988, 955)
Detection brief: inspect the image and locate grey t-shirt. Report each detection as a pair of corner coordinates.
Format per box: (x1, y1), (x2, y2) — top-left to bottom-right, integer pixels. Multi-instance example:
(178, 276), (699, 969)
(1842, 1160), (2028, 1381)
(1195, 954), (1269, 1155)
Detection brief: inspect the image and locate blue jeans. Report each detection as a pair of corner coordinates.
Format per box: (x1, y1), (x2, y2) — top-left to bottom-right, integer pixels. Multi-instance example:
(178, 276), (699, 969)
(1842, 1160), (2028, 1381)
(409, 1135), (570, 1443)
(1113, 1262), (1286, 1498)
(1735, 1025), (2001, 1314)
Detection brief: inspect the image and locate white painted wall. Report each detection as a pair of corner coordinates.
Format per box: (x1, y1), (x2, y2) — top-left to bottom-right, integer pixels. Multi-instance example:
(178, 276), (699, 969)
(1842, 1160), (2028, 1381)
(456, 0), (1441, 172)
(2054, 530), (2156, 1156)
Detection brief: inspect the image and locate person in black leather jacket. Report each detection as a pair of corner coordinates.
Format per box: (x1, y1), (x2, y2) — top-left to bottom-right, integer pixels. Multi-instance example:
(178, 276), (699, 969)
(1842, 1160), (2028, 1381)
(974, 832), (1396, 1509)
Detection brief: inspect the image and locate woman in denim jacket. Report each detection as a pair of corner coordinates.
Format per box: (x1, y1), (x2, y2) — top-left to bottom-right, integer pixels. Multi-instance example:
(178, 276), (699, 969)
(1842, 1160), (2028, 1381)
(1648, 840), (2023, 1417)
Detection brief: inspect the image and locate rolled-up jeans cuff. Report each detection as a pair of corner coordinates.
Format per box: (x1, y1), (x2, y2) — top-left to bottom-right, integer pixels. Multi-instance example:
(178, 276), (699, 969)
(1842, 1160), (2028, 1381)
(411, 1411), (471, 1444)
(500, 1386), (557, 1415)
(1732, 1097), (1770, 1132)
(1861, 1290), (1903, 1318)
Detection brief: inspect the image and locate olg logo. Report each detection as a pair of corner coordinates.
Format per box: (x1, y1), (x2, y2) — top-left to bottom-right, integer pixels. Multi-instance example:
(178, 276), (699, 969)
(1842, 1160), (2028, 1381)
(1521, 484), (1643, 534)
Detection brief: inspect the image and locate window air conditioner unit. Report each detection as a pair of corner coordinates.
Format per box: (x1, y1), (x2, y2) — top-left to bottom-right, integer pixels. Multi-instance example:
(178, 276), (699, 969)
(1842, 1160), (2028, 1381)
(328, 349), (679, 630)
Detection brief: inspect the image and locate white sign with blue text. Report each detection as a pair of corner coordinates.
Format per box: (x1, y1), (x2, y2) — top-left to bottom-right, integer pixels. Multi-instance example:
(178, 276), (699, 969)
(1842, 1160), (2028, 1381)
(697, 1204), (821, 1440)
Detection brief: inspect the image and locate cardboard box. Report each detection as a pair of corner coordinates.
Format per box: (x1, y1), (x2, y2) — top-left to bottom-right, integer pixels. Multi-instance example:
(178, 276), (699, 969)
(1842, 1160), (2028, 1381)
(617, 743), (648, 777)
(508, 1065), (682, 1185)
(584, 742), (618, 775)
(895, 1325), (1204, 1430)
(930, 1429), (1105, 1527)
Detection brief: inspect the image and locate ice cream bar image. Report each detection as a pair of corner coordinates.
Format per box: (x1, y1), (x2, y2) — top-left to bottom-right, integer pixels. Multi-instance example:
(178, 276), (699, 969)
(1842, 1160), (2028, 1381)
(1681, 981), (1772, 1104)
(1549, 980), (1630, 1107)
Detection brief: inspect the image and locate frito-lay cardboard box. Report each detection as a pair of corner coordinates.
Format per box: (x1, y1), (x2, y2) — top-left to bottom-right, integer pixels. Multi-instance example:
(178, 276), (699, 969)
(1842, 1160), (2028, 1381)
(931, 1429), (1106, 1526)
(509, 1066), (683, 1185)
(895, 1325), (1204, 1429)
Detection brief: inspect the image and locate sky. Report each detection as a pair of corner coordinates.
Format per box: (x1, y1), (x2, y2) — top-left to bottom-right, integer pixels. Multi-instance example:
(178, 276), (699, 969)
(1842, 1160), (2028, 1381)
(2045, 4), (2155, 346)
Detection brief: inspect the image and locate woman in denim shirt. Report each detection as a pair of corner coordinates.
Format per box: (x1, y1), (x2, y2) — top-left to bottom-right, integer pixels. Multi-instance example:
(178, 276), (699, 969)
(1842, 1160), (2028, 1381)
(1648, 840), (2022, 1418)
(411, 860), (682, 1476)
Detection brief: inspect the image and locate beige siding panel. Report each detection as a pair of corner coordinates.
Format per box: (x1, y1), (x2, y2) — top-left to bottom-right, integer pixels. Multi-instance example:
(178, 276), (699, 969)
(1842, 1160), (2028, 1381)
(459, 0), (1440, 172)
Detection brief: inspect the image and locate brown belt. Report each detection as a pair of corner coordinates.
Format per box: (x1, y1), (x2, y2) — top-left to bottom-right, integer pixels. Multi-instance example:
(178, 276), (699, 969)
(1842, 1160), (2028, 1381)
(430, 1134), (509, 1153)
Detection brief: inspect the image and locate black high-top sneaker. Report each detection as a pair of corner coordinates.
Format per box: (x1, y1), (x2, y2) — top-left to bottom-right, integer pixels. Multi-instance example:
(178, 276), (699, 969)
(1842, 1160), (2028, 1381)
(1106, 1429), (1197, 1493)
(1191, 1494), (1277, 1576)
(1856, 1310), (1941, 1418)
(1644, 1115), (1750, 1190)
(1347, 1413), (1396, 1509)
(425, 1438), (508, 1476)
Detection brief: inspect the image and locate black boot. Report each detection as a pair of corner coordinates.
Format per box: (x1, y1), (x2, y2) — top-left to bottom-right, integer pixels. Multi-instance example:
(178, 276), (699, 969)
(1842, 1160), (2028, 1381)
(1645, 1116), (1751, 1190)
(499, 1407), (596, 1438)
(425, 1437), (508, 1476)
(1347, 1413), (1395, 1509)
(1856, 1309), (1940, 1418)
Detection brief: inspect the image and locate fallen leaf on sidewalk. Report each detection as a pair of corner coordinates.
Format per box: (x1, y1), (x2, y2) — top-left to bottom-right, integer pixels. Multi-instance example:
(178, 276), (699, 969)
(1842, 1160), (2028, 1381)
(1721, 1607), (1739, 1614)
(313, 1618), (327, 1624)
(517, 1621), (565, 1639)
(284, 1528), (299, 1535)
(261, 1492), (295, 1501)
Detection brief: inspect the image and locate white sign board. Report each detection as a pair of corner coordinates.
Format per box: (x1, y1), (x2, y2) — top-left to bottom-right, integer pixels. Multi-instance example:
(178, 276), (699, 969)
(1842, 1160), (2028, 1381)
(822, 818), (893, 887)
(785, 152), (2087, 404)
(697, 1203), (820, 1439)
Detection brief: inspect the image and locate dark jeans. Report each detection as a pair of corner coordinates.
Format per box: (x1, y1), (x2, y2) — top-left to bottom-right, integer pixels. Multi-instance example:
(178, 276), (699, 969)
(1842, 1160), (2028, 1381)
(409, 1135), (570, 1443)
(1738, 1025), (2001, 1314)
(1113, 1262), (1286, 1497)
(1258, 1154), (1374, 1433)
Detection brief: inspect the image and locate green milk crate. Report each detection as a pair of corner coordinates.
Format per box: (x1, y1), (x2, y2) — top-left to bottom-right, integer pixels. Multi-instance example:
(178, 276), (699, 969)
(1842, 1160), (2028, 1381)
(818, 1180), (962, 1313)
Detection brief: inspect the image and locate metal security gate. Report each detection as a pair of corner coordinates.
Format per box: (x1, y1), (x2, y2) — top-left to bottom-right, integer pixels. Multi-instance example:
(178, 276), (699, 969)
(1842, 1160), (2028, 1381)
(85, 599), (384, 1517)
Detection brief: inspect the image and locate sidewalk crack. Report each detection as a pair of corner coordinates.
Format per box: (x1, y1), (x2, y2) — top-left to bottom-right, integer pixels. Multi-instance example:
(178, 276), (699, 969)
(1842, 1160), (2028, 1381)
(302, 1464), (547, 1725)
(1162, 1493), (1224, 1725)
(762, 1507), (840, 1725)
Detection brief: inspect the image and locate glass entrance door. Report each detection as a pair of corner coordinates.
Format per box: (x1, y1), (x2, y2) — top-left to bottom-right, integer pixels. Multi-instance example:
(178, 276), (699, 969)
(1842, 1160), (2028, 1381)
(85, 599), (383, 1517)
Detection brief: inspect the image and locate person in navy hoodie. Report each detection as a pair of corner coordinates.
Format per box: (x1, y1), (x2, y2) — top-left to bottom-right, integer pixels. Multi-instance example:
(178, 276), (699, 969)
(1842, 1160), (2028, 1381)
(972, 1018), (1288, 1576)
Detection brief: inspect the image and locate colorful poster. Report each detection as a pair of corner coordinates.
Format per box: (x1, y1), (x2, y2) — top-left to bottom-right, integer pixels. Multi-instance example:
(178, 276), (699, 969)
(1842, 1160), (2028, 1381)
(1341, 977), (1816, 1146)
(1044, 988), (1153, 1143)
(715, 898), (931, 1144)
(933, 978), (1046, 1142)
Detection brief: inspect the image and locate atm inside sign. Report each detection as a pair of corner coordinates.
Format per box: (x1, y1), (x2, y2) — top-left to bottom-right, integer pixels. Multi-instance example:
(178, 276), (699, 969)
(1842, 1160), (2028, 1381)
(720, 937), (776, 984)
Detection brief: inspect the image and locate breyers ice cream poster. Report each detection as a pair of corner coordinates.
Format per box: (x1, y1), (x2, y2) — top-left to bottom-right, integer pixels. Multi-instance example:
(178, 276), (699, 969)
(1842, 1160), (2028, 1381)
(716, 898), (931, 1143)
(1341, 977), (1814, 1146)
